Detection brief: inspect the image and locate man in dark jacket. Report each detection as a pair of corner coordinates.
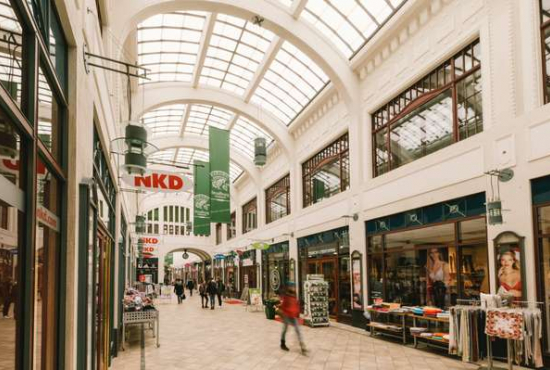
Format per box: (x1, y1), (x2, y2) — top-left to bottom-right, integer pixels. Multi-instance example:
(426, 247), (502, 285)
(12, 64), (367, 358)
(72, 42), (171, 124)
(216, 279), (225, 307)
(186, 279), (194, 297)
(206, 279), (218, 310)
(174, 279), (185, 304)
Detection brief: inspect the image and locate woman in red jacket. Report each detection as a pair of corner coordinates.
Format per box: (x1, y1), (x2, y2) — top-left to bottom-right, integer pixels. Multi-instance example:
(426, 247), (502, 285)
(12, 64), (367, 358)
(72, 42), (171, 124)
(278, 284), (307, 355)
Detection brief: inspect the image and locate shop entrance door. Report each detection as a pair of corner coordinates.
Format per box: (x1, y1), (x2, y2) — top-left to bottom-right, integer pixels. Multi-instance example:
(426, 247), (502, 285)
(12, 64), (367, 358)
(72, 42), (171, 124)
(96, 226), (112, 370)
(307, 257), (338, 318)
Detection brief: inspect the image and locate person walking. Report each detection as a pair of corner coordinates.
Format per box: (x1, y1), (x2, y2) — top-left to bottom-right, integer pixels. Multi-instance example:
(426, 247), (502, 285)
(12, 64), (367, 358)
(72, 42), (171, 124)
(186, 279), (194, 297)
(199, 281), (208, 308)
(278, 284), (307, 355)
(174, 279), (185, 304)
(1, 278), (12, 318)
(216, 278), (225, 307)
(207, 279), (218, 310)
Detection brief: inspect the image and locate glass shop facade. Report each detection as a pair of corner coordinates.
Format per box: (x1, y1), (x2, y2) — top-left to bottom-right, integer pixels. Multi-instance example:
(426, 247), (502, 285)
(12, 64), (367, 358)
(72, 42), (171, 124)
(0, 0), (69, 368)
(261, 241), (290, 300)
(366, 193), (489, 309)
(298, 227), (352, 323)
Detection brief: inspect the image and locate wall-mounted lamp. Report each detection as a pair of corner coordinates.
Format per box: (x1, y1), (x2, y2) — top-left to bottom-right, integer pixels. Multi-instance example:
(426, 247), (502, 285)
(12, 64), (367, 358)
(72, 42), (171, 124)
(485, 168), (514, 225)
(342, 213), (359, 221)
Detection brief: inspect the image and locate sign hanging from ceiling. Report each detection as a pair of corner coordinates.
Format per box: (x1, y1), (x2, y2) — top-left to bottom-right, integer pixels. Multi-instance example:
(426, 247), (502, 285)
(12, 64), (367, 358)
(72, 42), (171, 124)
(121, 170), (193, 193)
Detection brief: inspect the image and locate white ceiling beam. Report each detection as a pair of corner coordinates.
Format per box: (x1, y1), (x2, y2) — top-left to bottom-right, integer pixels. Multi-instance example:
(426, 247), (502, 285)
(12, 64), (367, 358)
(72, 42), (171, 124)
(192, 13), (217, 88)
(291, 0), (308, 19)
(171, 148), (180, 164)
(178, 104), (193, 137)
(243, 36), (283, 103)
(225, 113), (239, 131)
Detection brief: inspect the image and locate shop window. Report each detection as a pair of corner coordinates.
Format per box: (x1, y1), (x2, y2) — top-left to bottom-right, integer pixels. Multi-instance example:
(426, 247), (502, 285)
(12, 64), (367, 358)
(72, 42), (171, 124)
(0, 109), (23, 369)
(242, 198), (257, 234)
(34, 157), (61, 369)
(27, 0), (68, 90)
(266, 174), (290, 223)
(302, 133), (349, 207)
(542, 0), (550, 104)
(0, 0), (24, 108)
(227, 211), (236, 240)
(372, 40), (482, 176)
(38, 66), (61, 160)
(366, 217), (488, 308)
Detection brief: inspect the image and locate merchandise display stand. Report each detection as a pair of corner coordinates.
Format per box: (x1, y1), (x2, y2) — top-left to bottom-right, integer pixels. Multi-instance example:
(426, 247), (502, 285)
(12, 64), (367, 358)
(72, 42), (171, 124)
(366, 308), (407, 344)
(410, 314), (449, 350)
(483, 300), (544, 370)
(303, 274), (329, 327)
(122, 309), (160, 350)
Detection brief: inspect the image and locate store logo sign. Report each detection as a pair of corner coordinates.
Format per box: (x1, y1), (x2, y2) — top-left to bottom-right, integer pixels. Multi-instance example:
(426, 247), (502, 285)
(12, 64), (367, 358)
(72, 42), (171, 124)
(140, 237), (159, 245)
(121, 170), (193, 193)
(37, 205), (60, 232)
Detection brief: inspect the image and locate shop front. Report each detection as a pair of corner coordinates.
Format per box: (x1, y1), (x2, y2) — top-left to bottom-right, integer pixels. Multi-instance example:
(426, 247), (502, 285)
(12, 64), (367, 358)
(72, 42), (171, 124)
(261, 241), (289, 300)
(366, 193), (489, 308)
(239, 250), (257, 291)
(213, 257), (223, 280)
(224, 254), (237, 297)
(298, 227), (352, 323)
(532, 175), (550, 363)
(136, 258), (158, 283)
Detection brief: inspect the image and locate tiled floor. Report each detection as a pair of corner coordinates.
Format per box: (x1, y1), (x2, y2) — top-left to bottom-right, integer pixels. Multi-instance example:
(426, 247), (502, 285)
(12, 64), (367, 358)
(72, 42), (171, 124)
(111, 294), (488, 370)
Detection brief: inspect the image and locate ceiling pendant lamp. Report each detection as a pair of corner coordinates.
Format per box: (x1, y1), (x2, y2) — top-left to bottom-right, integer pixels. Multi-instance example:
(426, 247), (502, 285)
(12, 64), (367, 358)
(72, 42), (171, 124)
(113, 122), (158, 176)
(254, 137), (266, 167)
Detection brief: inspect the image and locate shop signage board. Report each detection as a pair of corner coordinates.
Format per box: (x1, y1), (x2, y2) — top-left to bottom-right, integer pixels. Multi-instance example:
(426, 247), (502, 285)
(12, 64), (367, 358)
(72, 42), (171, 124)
(248, 288), (262, 308)
(37, 205), (60, 232)
(193, 160), (211, 235)
(121, 170), (193, 193)
(209, 127), (231, 223)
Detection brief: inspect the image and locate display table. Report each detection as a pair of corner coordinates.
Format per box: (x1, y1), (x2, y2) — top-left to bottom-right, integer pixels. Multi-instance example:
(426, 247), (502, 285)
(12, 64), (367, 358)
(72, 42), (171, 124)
(366, 308), (407, 344)
(122, 309), (160, 350)
(409, 314), (449, 350)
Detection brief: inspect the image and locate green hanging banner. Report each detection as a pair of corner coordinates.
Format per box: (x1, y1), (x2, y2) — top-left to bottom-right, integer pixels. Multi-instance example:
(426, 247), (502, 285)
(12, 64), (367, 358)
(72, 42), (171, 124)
(193, 160), (211, 235)
(209, 127), (231, 223)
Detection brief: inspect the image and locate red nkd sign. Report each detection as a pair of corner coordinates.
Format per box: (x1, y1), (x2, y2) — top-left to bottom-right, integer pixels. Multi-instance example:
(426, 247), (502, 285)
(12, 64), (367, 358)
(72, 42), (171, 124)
(140, 237), (158, 245)
(122, 171), (193, 193)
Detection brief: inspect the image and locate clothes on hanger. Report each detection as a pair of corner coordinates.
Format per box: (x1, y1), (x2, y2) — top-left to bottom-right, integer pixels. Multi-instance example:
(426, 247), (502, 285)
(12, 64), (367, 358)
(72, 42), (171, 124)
(449, 305), (487, 362)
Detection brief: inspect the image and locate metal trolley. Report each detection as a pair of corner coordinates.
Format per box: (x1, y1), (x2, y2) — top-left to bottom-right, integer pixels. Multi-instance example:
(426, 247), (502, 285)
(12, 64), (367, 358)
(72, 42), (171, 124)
(122, 309), (160, 350)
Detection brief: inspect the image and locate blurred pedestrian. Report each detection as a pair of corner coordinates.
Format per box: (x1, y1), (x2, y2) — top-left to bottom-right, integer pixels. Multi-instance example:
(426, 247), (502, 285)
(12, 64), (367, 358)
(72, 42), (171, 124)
(174, 279), (185, 304)
(186, 279), (195, 297)
(216, 278), (225, 307)
(207, 279), (218, 310)
(278, 284), (307, 355)
(199, 281), (209, 308)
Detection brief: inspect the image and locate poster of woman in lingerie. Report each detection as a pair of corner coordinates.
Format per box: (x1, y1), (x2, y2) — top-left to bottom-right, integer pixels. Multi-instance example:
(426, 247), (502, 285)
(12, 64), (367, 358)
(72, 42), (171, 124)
(496, 248), (522, 300)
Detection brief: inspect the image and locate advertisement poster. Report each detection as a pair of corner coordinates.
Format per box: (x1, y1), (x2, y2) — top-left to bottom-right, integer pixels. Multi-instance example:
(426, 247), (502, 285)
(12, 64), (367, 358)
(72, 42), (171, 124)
(249, 288), (262, 307)
(352, 259), (362, 309)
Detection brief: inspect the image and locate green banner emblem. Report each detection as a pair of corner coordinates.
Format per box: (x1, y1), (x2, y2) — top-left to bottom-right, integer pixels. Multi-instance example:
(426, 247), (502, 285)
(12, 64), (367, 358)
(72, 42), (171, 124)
(209, 127), (231, 223)
(193, 160), (211, 235)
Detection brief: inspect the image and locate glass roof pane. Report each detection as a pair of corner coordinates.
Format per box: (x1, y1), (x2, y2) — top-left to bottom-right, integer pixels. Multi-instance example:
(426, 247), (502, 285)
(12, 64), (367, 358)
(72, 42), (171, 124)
(140, 104), (187, 138)
(184, 104), (233, 137)
(174, 148), (243, 182)
(138, 12), (206, 84)
(250, 41), (329, 125)
(148, 148), (177, 162)
(276, 0), (293, 7)
(302, 0), (407, 58)
(200, 14), (274, 95)
(230, 116), (274, 159)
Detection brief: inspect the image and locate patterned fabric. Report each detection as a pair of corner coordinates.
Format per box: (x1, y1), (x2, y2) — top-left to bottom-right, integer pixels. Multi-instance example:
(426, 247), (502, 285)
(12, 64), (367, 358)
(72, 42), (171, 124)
(485, 309), (524, 340)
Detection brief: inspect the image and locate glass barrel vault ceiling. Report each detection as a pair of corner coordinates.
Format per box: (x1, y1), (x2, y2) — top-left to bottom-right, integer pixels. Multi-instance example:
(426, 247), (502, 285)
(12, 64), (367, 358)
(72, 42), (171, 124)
(148, 147), (244, 182)
(280, 0), (407, 58)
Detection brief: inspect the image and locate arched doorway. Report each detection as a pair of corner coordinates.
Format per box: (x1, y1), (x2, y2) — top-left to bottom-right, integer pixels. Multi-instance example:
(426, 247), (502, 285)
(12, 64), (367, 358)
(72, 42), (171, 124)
(163, 248), (212, 285)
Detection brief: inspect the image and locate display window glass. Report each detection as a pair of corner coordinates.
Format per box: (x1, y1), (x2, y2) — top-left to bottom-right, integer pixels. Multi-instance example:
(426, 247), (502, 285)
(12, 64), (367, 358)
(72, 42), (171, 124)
(0, 0), (25, 109)
(0, 110), (23, 370)
(367, 216), (488, 309)
(38, 66), (61, 161)
(34, 157), (61, 369)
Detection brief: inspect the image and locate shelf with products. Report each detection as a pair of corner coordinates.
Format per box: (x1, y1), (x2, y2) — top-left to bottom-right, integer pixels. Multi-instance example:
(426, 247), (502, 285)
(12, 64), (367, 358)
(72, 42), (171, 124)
(303, 275), (330, 327)
(409, 314), (450, 351)
(365, 308), (407, 344)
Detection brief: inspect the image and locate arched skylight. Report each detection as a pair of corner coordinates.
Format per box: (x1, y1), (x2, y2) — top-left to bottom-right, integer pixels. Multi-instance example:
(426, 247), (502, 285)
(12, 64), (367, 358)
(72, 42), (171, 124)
(149, 147), (244, 182)
(301, 0), (407, 58)
(139, 103), (274, 162)
(136, 11), (330, 125)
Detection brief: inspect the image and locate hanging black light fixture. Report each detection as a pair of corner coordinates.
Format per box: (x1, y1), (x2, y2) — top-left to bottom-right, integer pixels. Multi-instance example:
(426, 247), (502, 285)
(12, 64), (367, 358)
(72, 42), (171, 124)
(135, 215), (146, 234)
(254, 137), (266, 167)
(182, 249), (189, 259)
(123, 123), (148, 175)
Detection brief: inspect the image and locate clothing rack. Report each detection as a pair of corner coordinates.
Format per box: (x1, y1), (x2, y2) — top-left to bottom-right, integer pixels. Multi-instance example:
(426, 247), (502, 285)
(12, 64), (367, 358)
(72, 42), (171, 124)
(485, 300), (544, 370)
